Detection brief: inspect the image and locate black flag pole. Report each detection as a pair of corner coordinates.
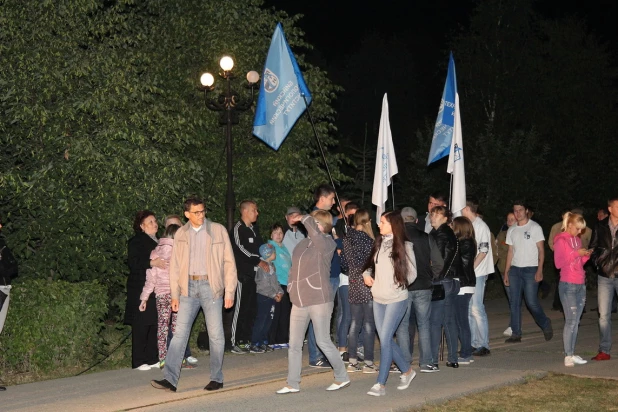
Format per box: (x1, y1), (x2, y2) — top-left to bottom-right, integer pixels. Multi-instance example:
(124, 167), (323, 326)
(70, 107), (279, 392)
(301, 95), (346, 230)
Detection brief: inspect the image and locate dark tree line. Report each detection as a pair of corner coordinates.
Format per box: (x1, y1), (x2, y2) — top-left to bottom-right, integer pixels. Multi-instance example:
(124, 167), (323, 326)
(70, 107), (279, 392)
(333, 0), (618, 230)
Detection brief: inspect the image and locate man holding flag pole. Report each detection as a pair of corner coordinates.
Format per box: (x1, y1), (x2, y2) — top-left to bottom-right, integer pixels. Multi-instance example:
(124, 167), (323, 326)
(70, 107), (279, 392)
(254, 23), (350, 394)
(252, 22), (347, 223)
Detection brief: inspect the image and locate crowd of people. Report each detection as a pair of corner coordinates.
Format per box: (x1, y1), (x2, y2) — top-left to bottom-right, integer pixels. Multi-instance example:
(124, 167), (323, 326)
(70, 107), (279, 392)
(119, 187), (618, 395)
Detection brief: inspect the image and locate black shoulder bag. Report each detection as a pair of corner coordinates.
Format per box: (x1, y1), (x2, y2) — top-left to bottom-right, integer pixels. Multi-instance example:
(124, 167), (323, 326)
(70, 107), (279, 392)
(431, 240), (459, 301)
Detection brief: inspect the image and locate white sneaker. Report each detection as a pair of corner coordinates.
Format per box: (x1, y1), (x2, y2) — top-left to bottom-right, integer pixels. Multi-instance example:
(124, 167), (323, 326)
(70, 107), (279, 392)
(135, 364), (151, 371)
(503, 327), (512, 337)
(186, 356), (198, 365)
(148, 362), (160, 369)
(564, 356), (575, 367)
(572, 355), (588, 365)
(367, 383), (385, 396)
(397, 371), (416, 390)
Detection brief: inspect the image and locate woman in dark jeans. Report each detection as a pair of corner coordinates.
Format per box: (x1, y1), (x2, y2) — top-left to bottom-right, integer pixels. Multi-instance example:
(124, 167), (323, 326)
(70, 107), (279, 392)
(341, 209), (376, 373)
(452, 216), (477, 365)
(429, 206), (462, 369)
(126, 210), (166, 370)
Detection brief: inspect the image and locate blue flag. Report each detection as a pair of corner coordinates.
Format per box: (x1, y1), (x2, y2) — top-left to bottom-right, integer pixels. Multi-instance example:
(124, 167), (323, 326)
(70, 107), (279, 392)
(253, 23), (312, 150)
(427, 52), (457, 165)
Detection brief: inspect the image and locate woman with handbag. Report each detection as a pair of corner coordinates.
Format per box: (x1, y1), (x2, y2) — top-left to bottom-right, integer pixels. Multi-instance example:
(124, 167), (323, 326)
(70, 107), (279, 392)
(362, 210), (418, 396)
(428, 206), (462, 368)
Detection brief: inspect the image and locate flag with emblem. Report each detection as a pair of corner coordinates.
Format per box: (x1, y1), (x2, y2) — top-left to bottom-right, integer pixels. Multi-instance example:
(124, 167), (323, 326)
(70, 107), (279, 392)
(253, 23), (312, 150)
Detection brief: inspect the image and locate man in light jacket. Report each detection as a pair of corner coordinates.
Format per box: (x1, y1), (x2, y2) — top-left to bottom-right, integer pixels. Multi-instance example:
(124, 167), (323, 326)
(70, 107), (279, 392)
(151, 196), (237, 393)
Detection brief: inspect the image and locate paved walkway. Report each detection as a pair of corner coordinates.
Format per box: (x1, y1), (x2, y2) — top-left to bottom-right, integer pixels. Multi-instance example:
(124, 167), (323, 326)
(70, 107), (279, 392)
(3, 291), (618, 411)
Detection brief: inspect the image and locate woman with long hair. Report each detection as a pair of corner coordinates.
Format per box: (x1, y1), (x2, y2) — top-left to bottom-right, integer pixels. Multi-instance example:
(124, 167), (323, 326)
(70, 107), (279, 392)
(363, 210), (417, 396)
(341, 208), (377, 373)
(428, 205), (461, 368)
(554, 212), (591, 367)
(452, 216), (477, 365)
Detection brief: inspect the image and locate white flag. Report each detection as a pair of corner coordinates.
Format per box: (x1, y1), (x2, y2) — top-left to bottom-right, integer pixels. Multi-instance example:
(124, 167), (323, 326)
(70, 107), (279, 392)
(447, 93), (466, 216)
(372, 94), (399, 222)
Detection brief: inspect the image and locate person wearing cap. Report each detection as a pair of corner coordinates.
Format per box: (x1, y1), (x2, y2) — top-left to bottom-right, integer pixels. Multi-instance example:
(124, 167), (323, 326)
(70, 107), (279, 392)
(283, 207), (306, 255)
(250, 243), (283, 353)
(395, 207), (441, 373)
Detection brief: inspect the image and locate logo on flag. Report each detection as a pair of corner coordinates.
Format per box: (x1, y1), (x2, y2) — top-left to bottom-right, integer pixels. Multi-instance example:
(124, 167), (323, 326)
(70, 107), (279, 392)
(253, 23), (312, 151)
(263, 69), (279, 93)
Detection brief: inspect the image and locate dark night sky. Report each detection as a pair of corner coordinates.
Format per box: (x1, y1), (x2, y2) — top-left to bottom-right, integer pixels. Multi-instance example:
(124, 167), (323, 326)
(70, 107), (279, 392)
(264, 0), (617, 60)
(262, 0), (617, 140)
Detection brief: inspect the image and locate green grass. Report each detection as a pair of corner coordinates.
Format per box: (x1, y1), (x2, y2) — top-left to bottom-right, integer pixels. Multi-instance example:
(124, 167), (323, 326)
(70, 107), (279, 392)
(415, 372), (618, 411)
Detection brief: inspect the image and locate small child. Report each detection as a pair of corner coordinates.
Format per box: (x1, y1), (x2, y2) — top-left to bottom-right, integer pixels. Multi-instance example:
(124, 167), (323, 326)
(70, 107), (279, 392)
(139, 224), (180, 367)
(250, 243), (283, 353)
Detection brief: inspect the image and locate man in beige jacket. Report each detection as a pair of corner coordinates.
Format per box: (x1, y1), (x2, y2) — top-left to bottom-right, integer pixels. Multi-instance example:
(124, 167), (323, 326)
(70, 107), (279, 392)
(152, 196), (237, 393)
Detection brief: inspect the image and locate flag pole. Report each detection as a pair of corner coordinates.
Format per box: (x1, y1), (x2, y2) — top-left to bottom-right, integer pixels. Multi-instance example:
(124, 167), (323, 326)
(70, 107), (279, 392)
(449, 173), (453, 211)
(301, 95), (346, 225)
(391, 182), (395, 211)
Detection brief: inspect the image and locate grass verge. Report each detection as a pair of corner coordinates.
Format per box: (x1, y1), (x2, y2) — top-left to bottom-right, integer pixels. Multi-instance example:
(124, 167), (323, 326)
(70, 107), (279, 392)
(415, 372), (618, 411)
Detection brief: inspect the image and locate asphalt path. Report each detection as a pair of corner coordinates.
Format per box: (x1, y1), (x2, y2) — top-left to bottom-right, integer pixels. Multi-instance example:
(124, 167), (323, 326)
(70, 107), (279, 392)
(3, 291), (618, 411)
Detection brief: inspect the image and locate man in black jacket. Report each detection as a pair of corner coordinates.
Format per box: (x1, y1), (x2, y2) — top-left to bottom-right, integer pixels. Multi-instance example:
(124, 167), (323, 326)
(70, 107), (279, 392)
(416, 192), (447, 234)
(395, 207), (443, 373)
(590, 196), (618, 361)
(229, 200), (269, 354)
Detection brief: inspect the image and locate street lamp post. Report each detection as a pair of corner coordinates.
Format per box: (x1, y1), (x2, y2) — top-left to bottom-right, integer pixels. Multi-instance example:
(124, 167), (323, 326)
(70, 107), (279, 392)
(200, 56), (260, 231)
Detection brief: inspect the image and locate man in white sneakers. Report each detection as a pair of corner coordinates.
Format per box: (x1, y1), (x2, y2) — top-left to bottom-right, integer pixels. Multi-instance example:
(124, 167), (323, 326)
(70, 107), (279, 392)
(504, 200), (553, 343)
(462, 196), (494, 356)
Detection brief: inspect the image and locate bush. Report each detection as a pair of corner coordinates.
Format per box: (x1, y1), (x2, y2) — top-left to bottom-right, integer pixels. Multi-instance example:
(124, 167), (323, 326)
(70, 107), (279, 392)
(0, 279), (107, 373)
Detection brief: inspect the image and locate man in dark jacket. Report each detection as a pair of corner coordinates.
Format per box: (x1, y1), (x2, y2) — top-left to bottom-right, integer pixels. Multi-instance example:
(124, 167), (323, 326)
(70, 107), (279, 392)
(416, 192), (448, 234)
(590, 196), (618, 361)
(395, 207), (442, 373)
(229, 200), (269, 354)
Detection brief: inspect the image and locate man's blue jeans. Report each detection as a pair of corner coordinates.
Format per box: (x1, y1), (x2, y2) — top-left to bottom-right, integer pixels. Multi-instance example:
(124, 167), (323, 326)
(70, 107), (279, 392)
(373, 299), (411, 385)
(430, 279), (459, 364)
(559, 281), (586, 356)
(164, 280), (225, 387)
(308, 277), (339, 363)
(469, 275), (490, 349)
(395, 289), (432, 366)
(597, 275), (618, 353)
(508, 266), (550, 337)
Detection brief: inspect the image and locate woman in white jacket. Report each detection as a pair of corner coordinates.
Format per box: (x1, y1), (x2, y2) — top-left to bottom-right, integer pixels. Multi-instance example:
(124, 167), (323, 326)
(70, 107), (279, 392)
(363, 210), (417, 396)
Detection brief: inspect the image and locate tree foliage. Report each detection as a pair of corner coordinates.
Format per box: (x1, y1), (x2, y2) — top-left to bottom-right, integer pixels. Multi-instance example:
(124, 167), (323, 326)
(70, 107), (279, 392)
(0, 0), (344, 313)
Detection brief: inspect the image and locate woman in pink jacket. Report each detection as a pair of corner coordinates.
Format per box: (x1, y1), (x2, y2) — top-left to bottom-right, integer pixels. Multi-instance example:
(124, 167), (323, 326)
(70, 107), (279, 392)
(139, 224), (180, 367)
(553, 212), (592, 367)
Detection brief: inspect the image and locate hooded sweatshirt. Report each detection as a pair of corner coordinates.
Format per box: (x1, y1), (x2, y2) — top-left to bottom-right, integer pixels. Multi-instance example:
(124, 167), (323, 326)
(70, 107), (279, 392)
(553, 231), (590, 284)
(288, 215), (336, 307)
